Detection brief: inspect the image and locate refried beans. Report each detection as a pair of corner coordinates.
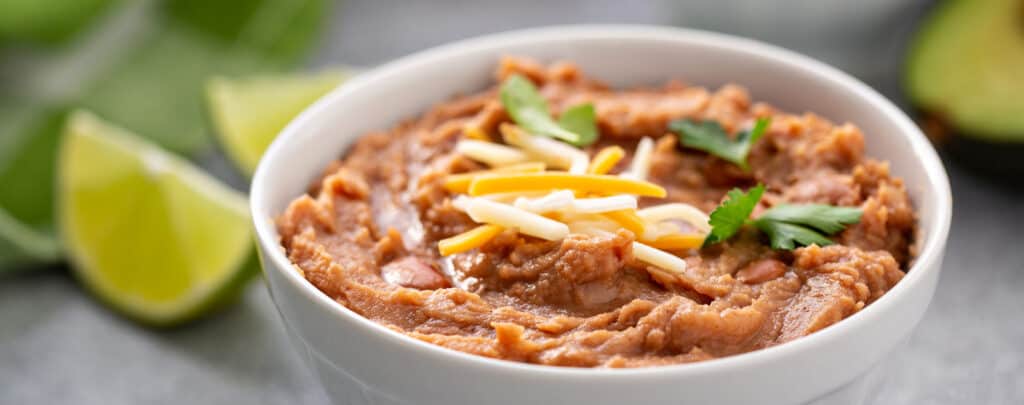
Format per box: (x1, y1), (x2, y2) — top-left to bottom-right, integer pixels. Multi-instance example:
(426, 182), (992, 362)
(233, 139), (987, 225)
(277, 57), (915, 368)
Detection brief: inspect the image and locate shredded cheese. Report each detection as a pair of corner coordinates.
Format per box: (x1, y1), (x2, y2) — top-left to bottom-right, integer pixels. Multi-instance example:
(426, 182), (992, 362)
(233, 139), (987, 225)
(626, 137), (655, 181)
(463, 124), (490, 140)
(642, 221), (682, 241)
(588, 146), (625, 174)
(479, 191), (548, 203)
(632, 241), (688, 274)
(558, 211), (615, 224)
(513, 190), (575, 213)
(468, 173), (667, 198)
(451, 195), (471, 211)
(602, 210), (646, 236)
(463, 197), (569, 241)
(636, 203), (711, 234)
(438, 224), (505, 256)
(572, 195), (637, 213)
(443, 162), (546, 193)
(501, 123), (589, 174)
(573, 226), (616, 238)
(444, 123), (696, 278)
(644, 234), (705, 250)
(455, 140), (530, 167)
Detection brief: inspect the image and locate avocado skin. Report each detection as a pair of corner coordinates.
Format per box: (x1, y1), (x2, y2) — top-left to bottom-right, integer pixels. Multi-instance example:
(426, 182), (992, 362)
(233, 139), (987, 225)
(947, 134), (1024, 179)
(917, 110), (1024, 179)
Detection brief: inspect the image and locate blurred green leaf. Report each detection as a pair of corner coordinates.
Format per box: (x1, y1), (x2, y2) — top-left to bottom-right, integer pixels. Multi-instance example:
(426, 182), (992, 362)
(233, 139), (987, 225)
(81, 0), (329, 153)
(0, 109), (66, 232)
(166, 0), (327, 64)
(0, 0), (330, 270)
(0, 207), (62, 272)
(0, 0), (116, 45)
(0, 108), (65, 272)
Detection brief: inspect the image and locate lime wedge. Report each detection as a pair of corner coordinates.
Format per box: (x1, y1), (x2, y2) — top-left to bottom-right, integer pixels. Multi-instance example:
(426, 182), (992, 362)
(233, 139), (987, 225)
(58, 110), (255, 326)
(206, 69), (354, 176)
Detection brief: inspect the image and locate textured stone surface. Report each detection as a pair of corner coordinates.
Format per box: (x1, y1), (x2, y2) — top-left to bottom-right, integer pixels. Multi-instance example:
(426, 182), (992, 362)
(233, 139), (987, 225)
(2, 1), (1021, 404)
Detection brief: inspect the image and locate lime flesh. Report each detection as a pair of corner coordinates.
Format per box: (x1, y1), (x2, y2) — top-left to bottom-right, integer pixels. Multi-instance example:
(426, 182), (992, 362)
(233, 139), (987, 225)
(206, 69), (353, 176)
(59, 110), (254, 326)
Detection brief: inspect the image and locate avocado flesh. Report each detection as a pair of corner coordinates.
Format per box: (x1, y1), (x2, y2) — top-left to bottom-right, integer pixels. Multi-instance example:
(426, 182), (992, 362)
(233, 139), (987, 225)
(906, 0), (1024, 148)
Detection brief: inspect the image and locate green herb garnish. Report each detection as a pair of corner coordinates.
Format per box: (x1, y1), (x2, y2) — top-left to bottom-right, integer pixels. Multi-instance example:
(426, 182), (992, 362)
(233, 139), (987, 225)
(703, 184), (764, 246)
(703, 184), (862, 250)
(669, 117), (771, 171)
(499, 74), (598, 146)
(752, 204), (862, 250)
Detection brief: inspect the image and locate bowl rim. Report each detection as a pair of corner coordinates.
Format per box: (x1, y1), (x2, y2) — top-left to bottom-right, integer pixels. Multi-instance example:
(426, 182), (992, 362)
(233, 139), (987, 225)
(251, 24), (952, 378)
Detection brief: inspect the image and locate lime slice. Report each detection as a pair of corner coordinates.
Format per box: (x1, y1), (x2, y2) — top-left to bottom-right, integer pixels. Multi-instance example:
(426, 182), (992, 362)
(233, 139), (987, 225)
(206, 69), (354, 176)
(58, 110), (255, 326)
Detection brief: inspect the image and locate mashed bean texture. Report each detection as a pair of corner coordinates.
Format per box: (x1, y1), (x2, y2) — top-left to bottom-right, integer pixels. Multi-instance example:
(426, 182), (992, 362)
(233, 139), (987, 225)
(277, 57), (914, 367)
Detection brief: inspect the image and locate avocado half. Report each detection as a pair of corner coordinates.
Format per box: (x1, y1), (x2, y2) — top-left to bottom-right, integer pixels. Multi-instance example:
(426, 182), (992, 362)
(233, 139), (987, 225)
(905, 0), (1024, 175)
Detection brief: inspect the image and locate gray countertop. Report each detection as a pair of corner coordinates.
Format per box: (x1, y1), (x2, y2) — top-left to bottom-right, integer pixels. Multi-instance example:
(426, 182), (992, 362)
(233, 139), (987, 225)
(2, 1), (1022, 404)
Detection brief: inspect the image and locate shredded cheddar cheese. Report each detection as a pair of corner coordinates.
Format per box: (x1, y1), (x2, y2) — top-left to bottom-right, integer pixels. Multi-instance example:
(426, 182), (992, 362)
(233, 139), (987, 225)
(462, 124), (490, 140)
(468, 173), (667, 198)
(443, 162), (546, 193)
(441, 122), (706, 280)
(588, 146), (625, 174)
(438, 224), (505, 256)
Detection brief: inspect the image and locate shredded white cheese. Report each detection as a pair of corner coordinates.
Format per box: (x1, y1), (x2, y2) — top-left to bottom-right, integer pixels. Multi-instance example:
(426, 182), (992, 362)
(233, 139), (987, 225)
(568, 219), (619, 236)
(478, 191), (548, 203)
(627, 137), (655, 181)
(456, 140), (530, 167)
(632, 241), (688, 275)
(572, 195), (638, 213)
(513, 190), (575, 213)
(642, 221), (683, 241)
(574, 226), (616, 238)
(636, 203), (711, 234)
(463, 197), (569, 241)
(502, 124), (590, 173)
(448, 125), (695, 278)
(451, 195), (472, 212)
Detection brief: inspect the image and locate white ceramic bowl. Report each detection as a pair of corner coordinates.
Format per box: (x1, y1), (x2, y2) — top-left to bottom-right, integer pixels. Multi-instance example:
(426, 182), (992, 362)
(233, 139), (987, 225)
(251, 26), (951, 405)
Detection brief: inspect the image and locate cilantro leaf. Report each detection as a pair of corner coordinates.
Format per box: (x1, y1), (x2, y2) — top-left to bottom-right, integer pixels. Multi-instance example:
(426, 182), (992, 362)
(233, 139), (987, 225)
(703, 184), (764, 246)
(701, 184), (863, 251)
(757, 204), (862, 234)
(557, 103), (598, 146)
(753, 221), (834, 250)
(500, 74), (598, 146)
(669, 117), (771, 171)
(752, 204), (861, 249)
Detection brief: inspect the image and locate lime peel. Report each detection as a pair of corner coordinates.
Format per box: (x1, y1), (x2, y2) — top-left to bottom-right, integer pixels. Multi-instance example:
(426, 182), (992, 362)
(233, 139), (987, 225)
(59, 110), (255, 326)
